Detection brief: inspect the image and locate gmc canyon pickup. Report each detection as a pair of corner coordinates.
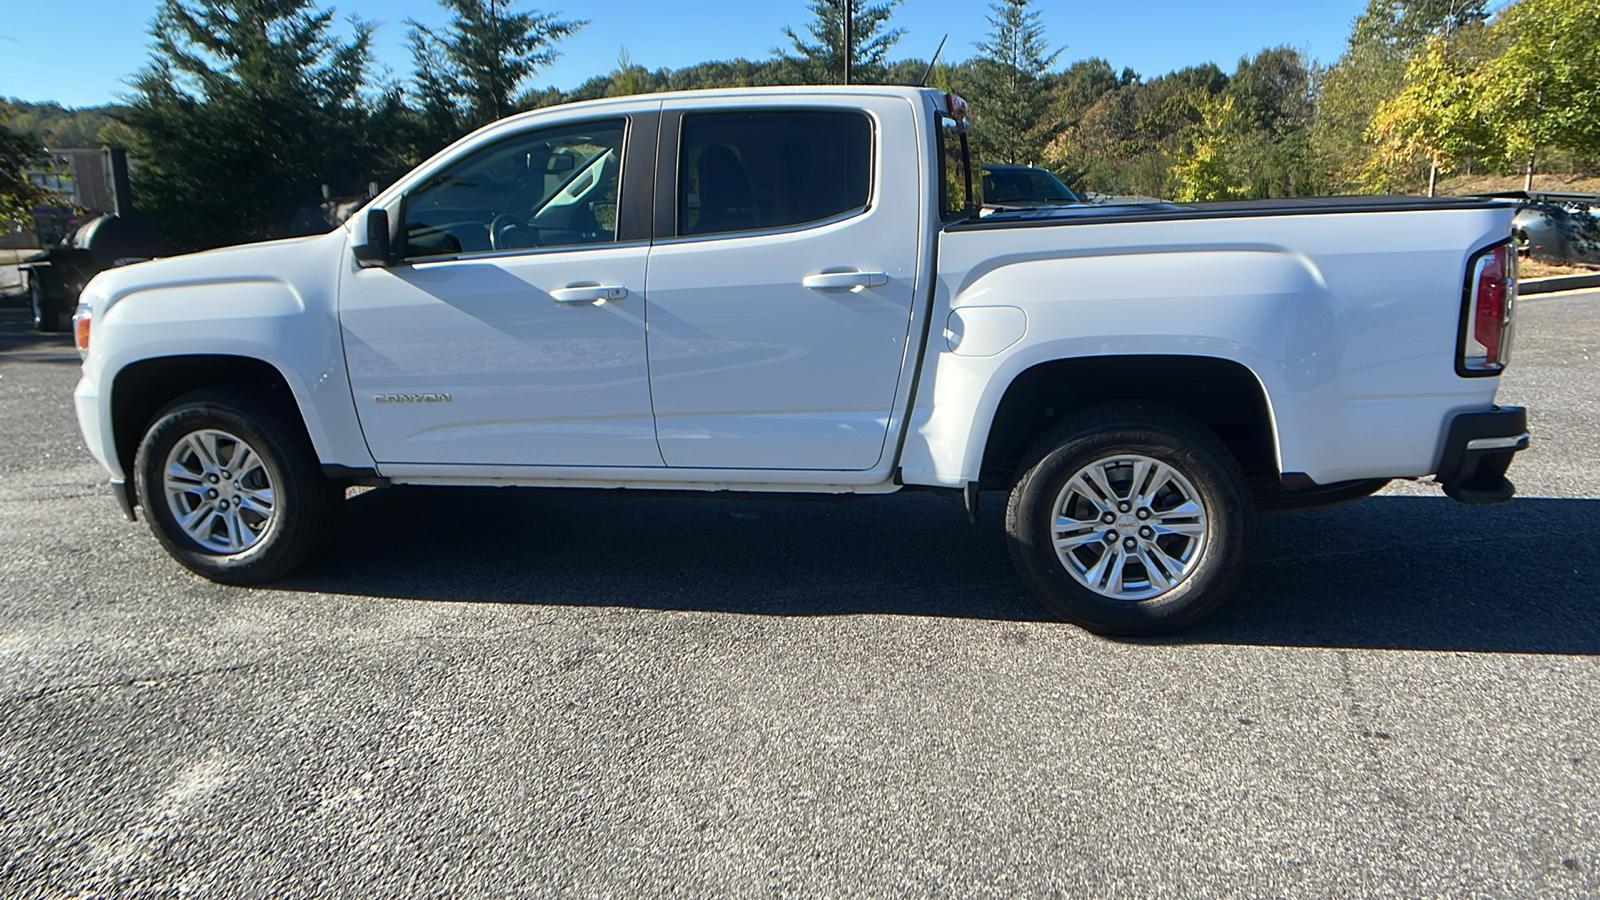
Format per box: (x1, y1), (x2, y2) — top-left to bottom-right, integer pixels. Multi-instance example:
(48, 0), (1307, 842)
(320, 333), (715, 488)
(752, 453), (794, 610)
(70, 86), (1528, 634)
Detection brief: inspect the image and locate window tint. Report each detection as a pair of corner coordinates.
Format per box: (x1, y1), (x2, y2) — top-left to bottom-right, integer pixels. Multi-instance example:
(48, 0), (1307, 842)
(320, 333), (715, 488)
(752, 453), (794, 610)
(679, 110), (871, 237)
(982, 168), (1079, 204)
(402, 118), (625, 259)
(939, 115), (978, 219)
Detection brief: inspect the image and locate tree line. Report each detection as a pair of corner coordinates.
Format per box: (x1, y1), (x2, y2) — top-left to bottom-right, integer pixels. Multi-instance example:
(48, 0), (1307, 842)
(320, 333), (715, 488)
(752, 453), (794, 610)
(3, 0), (1599, 251)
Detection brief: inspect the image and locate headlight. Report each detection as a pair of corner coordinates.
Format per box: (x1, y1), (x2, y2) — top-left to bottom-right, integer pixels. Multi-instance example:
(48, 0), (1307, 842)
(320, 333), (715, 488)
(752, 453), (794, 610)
(72, 300), (92, 359)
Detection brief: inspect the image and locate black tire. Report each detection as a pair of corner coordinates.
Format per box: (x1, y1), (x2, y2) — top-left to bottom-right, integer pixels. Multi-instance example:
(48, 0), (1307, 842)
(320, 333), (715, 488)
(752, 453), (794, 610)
(134, 387), (342, 584)
(1005, 402), (1253, 636)
(30, 277), (67, 333)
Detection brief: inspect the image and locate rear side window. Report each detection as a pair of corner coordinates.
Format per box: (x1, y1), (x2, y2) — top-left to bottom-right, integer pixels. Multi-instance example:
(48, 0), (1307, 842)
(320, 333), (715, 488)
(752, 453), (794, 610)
(939, 115), (978, 219)
(678, 110), (871, 238)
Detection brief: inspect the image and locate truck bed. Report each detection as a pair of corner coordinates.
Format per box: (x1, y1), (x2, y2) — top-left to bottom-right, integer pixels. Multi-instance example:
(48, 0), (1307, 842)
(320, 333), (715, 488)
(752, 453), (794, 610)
(951, 194), (1513, 231)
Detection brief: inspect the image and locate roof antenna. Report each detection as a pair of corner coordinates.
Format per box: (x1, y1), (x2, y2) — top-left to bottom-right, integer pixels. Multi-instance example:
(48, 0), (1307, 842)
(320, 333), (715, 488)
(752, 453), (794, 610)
(918, 34), (949, 87)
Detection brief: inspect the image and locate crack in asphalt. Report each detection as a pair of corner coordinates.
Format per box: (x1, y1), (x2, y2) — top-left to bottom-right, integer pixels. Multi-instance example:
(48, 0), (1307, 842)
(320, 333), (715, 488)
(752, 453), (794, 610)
(2, 659), (266, 707)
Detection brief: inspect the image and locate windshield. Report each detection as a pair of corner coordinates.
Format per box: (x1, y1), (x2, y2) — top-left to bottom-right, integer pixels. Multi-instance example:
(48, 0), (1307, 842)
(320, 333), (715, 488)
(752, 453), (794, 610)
(983, 167), (1079, 205)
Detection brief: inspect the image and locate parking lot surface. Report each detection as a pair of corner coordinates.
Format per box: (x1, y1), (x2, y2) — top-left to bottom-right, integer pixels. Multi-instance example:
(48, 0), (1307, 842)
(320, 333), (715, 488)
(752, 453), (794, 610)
(1, 291), (1597, 896)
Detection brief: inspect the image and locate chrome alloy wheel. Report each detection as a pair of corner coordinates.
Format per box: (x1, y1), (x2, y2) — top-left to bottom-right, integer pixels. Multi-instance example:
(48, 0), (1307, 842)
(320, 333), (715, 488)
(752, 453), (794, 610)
(1050, 453), (1209, 601)
(162, 429), (277, 554)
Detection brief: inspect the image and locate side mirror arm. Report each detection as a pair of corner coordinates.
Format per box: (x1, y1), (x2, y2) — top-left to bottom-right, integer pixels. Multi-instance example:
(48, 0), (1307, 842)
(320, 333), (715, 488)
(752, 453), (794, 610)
(352, 208), (392, 266)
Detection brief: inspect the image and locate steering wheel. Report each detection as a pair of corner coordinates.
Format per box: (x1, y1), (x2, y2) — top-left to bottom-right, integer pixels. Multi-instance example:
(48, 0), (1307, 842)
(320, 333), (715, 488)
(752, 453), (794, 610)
(489, 213), (542, 251)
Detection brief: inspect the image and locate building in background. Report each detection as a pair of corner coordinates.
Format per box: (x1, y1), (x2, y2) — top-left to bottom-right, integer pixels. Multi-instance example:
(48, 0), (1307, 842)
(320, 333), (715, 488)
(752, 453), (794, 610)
(3, 148), (121, 251)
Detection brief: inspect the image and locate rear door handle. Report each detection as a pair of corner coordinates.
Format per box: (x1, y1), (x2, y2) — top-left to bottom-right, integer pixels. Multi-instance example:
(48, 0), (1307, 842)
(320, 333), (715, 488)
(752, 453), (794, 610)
(801, 271), (889, 290)
(551, 284), (629, 303)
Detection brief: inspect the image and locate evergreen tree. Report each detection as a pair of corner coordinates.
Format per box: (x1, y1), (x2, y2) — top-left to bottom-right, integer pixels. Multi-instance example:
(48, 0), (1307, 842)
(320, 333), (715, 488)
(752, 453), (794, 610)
(606, 48), (652, 98)
(122, 0), (380, 249)
(406, 0), (586, 152)
(969, 0), (1062, 165)
(778, 0), (905, 84)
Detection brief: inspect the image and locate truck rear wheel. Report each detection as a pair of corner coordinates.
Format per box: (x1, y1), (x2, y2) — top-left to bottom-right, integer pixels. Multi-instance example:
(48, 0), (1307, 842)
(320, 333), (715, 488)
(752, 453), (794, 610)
(1005, 402), (1252, 635)
(134, 387), (342, 585)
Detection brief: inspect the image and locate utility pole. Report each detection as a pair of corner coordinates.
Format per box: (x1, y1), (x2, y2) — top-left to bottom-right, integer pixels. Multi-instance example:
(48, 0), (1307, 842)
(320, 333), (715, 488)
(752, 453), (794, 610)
(842, 0), (852, 84)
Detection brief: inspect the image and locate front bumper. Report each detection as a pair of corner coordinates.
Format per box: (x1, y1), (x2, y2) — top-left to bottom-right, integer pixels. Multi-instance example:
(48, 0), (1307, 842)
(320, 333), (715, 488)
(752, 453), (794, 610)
(1437, 406), (1528, 504)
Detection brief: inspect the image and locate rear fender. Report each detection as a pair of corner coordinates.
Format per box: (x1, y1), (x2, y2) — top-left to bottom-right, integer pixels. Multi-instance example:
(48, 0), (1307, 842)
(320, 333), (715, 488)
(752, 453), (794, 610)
(900, 248), (1326, 485)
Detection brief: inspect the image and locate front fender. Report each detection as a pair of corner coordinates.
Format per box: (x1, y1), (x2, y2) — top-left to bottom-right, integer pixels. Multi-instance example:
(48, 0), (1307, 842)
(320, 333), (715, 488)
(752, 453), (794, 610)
(79, 247), (372, 481)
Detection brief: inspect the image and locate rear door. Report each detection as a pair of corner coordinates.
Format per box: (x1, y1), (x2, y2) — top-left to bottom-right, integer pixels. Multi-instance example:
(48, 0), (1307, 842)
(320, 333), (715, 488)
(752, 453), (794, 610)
(643, 97), (922, 471)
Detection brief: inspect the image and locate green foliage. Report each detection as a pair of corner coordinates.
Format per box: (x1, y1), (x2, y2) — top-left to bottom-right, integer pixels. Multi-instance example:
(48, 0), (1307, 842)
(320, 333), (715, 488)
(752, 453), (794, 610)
(1171, 94), (1251, 201)
(1473, 0), (1600, 173)
(1365, 34), (1485, 190)
(605, 48), (650, 98)
(1350, 0), (1488, 51)
(63, 0), (1600, 251)
(2, 101), (130, 149)
(122, 0), (385, 250)
(778, 0), (905, 84)
(1312, 0), (1489, 191)
(1049, 58), (1121, 128)
(0, 102), (53, 225)
(1043, 64), (1228, 198)
(968, 0), (1062, 165)
(406, 0), (586, 152)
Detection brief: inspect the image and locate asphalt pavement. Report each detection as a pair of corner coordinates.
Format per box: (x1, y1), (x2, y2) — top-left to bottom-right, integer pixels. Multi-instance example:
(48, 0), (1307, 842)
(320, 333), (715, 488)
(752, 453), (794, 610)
(1, 290), (1597, 896)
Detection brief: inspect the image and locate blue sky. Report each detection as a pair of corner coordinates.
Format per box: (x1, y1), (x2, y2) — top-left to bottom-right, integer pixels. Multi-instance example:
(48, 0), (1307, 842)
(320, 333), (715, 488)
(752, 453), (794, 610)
(1, 0), (1374, 109)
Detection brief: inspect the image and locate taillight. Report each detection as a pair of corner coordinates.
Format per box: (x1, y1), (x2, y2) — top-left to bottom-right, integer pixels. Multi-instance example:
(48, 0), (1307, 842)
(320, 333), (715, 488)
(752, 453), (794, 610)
(1459, 242), (1516, 375)
(73, 303), (92, 358)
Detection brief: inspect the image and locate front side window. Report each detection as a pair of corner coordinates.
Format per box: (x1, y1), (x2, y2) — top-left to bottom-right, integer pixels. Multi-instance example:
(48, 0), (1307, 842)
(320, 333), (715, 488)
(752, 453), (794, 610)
(401, 118), (625, 259)
(678, 110), (871, 238)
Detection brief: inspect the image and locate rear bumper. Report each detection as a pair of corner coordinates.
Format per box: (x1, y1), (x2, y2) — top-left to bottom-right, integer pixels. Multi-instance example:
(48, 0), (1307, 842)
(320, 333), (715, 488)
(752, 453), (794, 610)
(1437, 406), (1528, 504)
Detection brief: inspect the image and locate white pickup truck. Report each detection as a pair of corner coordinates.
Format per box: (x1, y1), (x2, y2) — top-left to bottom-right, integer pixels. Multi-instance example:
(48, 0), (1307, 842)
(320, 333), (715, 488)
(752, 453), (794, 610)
(70, 86), (1528, 634)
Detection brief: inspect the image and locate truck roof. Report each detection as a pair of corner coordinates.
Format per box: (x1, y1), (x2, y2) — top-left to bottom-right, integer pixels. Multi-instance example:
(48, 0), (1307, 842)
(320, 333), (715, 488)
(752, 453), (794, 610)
(494, 85), (946, 127)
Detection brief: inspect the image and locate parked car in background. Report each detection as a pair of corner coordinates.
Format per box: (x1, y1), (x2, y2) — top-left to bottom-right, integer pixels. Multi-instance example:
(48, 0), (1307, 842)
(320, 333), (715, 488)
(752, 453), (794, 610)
(1510, 193), (1600, 267)
(981, 163), (1080, 207)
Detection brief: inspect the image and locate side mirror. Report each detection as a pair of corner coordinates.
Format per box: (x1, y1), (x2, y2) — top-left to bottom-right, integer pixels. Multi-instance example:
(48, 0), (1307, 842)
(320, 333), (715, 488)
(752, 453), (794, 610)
(352, 208), (392, 266)
(545, 154), (575, 173)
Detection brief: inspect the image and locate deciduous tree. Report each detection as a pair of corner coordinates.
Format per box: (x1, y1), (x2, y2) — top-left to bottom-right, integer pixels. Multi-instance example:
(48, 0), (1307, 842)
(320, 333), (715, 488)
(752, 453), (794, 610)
(1473, 0), (1600, 189)
(1312, 0), (1489, 191)
(1365, 34), (1484, 194)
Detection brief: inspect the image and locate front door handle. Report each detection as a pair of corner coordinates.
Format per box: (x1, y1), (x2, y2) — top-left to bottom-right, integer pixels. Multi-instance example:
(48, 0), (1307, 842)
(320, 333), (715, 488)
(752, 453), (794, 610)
(551, 284), (629, 303)
(801, 271), (889, 290)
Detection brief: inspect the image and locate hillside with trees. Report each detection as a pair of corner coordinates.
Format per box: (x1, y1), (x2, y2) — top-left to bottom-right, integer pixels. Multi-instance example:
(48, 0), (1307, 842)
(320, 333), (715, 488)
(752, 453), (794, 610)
(4, 0), (1599, 250)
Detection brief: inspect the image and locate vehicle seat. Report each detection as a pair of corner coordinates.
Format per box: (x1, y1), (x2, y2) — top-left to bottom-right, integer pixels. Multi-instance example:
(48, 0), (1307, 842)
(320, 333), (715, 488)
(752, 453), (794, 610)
(693, 145), (755, 234)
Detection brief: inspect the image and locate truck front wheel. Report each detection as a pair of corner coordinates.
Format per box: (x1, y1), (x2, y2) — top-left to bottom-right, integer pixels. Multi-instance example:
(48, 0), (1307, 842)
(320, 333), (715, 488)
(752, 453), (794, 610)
(134, 388), (342, 585)
(1005, 403), (1253, 635)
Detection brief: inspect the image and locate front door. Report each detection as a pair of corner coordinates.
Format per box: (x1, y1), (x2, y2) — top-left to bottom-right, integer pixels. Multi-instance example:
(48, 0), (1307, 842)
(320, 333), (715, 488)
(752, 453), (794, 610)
(342, 114), (664, 468)
(643, 99), (922, 470)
